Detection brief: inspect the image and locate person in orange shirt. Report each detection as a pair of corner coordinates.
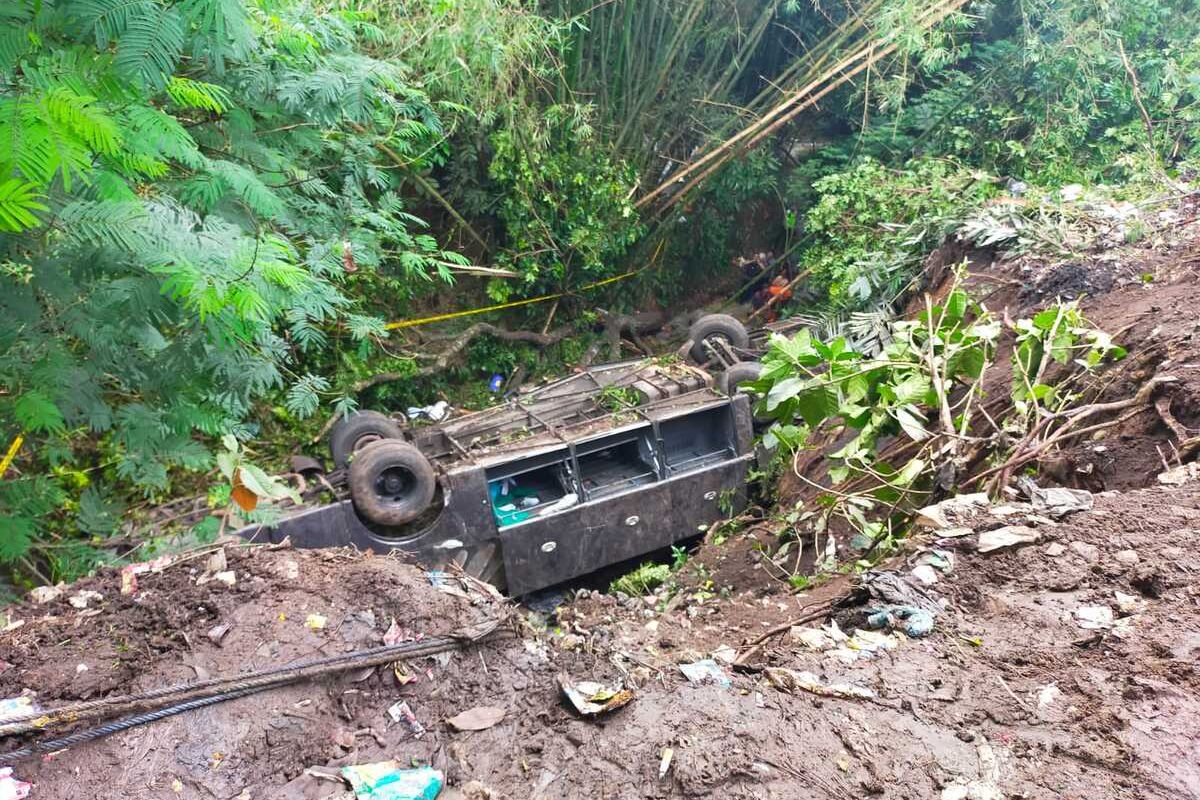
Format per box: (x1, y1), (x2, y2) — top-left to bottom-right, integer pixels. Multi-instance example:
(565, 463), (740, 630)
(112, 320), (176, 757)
(763, 275), (792, 321)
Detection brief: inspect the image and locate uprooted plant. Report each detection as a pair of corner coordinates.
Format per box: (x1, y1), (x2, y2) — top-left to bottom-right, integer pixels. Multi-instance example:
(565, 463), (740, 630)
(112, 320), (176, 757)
(742, 271), (1129, 578)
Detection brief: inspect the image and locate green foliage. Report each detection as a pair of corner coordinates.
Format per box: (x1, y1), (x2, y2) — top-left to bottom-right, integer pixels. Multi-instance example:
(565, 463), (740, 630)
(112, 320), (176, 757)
(1011, 301), (1127, 416)
(752, 281), (998, 478)
(859, 0), (1200, 182)
(789, 158), (996, 305)
(750, 281), (1126, 574)
(487, 108), (644, 299)
(609, 561), (671, 597)
(0, 0), (460, 584)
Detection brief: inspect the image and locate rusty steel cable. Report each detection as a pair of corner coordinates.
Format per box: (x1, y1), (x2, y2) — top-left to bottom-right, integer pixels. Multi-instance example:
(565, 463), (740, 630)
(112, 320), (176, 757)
(0, 618), (509, 742)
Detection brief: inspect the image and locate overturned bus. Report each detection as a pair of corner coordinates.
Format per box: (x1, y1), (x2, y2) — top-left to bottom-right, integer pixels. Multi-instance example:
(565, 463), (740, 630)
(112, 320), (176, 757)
(237, 359), (755, 595)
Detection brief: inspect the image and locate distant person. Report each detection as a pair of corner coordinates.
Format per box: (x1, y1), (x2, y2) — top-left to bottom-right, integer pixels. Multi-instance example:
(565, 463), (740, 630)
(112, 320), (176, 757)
(762, 275), (792, 322)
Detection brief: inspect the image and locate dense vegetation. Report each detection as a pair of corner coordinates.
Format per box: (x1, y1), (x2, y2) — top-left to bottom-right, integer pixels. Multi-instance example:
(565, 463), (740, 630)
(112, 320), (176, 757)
(1, 0), (1197, 592)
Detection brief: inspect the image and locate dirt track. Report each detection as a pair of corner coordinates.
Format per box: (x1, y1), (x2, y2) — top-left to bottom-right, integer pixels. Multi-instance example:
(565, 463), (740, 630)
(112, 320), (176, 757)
(2, 214), (1199, 799)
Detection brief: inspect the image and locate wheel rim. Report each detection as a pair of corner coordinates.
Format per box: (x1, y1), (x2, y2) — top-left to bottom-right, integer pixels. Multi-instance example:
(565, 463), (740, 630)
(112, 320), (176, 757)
(702, 333), (731, 354)
(374, 466), (416, 504)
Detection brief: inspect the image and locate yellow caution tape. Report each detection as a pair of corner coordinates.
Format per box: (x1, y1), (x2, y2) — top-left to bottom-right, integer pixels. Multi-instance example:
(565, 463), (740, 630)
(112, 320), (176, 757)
(0, 434), (23, 478)
(385, 243), (665, 331)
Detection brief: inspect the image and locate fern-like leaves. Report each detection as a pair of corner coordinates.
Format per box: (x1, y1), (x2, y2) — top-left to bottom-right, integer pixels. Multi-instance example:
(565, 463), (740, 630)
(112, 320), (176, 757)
(0, 178), (48, 231)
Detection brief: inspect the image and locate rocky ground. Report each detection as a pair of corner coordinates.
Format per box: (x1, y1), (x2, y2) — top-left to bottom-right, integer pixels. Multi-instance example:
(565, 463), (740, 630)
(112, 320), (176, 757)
(1, 204), (1198, 799)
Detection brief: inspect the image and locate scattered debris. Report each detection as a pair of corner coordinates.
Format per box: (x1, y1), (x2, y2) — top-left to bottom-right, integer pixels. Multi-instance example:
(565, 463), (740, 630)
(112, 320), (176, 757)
(446, 706), (505, 732)
(763, 668), (875, 700)
(213, 571), (237, 587)
(557, 674), (634, 718)
(386, 701), (426, 738)
(407, 401), (450, 423)
(940, 741), (1003, 800)
(1157, 462), (1198, 485)
(866, 605), (935, 637)
(1036, 683), (1061, 710)
(1114, 591), (1142, 614)
(1020, 479), (1094, 518)
(915, 493), (991, 530)
(1073, 606), (1115, 630)
(1068, 541), (1100, 563)
(342, 762), (444, 800)
(0, 767), (31, 800)
(305, 613), (328, 630)
(207, 623), (231, 646)
(976, 525), (1040, 553)
(679, 659), (732, 688)
(67, 590), (103, 609)
(711, 644), (737, 664)
(1113, 549), (1140, 566)
(119, 556), (173, 595)
(658, 747), (674, 780)
(28, 584), (64, 604)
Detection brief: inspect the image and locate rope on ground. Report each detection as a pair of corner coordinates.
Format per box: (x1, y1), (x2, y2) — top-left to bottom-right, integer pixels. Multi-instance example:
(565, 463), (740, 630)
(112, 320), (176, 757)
(384, 240), (667, 331)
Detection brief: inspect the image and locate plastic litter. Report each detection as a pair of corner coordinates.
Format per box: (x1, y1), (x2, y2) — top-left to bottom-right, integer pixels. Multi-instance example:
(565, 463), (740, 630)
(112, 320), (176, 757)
(861, 571), (942, 614)
(0, 767), (31, 800)
(866, 605), (935, 637)
(67, 590), (103, 609)
(387, 701), (426, 738)
(764, 668), (875, 700)
(558, 674), (634, 717)
(28, 584), (64, 604)
(0, 696), (35, 718)
(341, 763), (443, 800)
(976, 525), (1040, 553)
(711, 644), (737, 664)
(406, 401), (450, 423)
(658, 748), (674, 780)
(488, 374), (505, 393)
(305, 613), (327, 630)
(915, 493), (990, 530)
(1019, 478), (1093, 519)
(910, 564), (939, 585)
(679, 659), (732, 688)
(1073, 606), (1114, 630)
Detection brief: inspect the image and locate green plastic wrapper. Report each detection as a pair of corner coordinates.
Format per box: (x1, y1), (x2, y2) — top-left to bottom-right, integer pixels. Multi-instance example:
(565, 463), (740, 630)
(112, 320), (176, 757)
(341, 762), (444, 800)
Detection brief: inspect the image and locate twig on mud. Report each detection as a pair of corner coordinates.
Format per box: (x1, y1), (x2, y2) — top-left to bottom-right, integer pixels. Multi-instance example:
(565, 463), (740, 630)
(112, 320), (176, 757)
(994, 674), (1031, 715)
(734, 600), (834, 667)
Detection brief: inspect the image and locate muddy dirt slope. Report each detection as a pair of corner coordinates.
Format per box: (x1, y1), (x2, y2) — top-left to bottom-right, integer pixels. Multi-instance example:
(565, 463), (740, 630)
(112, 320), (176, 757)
(0, 475), (1197, 799)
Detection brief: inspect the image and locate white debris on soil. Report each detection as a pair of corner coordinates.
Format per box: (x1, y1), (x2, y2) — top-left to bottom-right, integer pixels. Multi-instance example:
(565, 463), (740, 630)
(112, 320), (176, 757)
(977, 526), (1040, 553)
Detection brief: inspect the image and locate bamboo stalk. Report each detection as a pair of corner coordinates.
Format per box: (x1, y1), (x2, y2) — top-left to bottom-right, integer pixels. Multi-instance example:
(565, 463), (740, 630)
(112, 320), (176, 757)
(637, 0), (968, 211)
